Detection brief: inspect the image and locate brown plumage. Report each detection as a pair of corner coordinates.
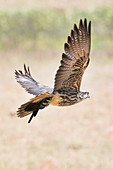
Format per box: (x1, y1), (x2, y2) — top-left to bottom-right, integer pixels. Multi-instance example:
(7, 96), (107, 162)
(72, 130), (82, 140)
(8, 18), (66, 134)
(15, 18), (91, 123)
(54, 18), (91, 92)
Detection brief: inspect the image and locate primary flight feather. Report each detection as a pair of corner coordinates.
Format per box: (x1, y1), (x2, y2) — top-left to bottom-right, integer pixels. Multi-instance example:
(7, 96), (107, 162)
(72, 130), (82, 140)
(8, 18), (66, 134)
(15, 18), (91, 123)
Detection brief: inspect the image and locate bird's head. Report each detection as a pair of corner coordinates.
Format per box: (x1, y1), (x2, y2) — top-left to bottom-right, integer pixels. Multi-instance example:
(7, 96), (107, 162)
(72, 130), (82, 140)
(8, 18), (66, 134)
(77, 91), (90, 101)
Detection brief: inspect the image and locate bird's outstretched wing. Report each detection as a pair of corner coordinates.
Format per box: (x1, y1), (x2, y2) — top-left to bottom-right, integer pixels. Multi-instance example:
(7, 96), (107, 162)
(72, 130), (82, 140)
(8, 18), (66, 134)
(15, 64), (53, 96)
(54, 18), (91, 92)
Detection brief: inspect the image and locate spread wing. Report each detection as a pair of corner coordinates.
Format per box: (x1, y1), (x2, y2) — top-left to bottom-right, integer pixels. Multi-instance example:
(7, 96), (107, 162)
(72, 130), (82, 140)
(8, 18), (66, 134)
(15, 64), (53, 96)
(54, 18), (91, 92)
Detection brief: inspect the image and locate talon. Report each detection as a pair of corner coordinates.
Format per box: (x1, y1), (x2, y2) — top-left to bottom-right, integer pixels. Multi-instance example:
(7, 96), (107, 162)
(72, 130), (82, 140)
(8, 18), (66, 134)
(28, 113), (34, 123)
(28, 109), (39, 123)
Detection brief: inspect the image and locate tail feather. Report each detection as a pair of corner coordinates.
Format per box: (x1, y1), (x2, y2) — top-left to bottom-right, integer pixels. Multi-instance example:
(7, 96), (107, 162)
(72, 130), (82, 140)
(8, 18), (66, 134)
(17, 101), (39, 118)
(17, 92), (53, 118)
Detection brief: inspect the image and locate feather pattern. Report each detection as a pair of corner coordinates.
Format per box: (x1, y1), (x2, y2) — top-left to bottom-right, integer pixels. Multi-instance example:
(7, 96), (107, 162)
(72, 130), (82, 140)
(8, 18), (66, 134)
(17, 92), (53, 118)
(54, 18), (91, 92)
(15, 18), (91, 122)
(15, 64), (53, 96)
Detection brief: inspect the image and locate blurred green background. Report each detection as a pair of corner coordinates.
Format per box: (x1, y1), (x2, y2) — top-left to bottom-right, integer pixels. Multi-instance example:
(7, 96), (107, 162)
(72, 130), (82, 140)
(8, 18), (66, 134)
(0, 0), (113, 170)
(0, 7), (113, 50)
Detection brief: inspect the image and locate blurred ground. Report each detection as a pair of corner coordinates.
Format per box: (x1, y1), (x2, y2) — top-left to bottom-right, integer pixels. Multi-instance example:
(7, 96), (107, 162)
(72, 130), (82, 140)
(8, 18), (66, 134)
(0, 1), (113, 170)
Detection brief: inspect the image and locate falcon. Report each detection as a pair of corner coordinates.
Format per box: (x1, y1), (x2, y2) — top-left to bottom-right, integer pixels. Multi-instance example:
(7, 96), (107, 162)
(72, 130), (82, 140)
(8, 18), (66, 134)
(15, 18), (91, 123)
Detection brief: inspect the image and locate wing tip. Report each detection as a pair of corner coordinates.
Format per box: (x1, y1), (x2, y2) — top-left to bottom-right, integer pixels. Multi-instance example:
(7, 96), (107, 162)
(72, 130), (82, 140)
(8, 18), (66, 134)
(74, 18), (91, 35)
(88, 20), (91, 34)
(79, 19), (83, 28)
(15, 70), (18, 76)
(74, 24), (79, 34)
(79, 18), (91, 30)
(15, 64), (31, 78)
(15, 69), (22, 79)
(64, 42), (69, 52)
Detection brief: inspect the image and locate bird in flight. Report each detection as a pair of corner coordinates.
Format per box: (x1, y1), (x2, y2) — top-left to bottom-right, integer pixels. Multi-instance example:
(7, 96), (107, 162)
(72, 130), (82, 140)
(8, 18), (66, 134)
(15, 18), (91, 123)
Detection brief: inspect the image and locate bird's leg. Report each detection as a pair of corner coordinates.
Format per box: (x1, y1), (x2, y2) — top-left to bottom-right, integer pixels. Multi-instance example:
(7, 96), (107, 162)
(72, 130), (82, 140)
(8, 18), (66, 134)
(28, 113), (34, 123)
(28, 97), (52, 123)
(28, 109), (39, 123)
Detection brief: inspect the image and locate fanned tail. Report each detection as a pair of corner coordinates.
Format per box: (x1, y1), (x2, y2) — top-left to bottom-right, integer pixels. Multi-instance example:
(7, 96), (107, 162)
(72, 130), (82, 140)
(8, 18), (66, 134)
(17, 92), (53, 123)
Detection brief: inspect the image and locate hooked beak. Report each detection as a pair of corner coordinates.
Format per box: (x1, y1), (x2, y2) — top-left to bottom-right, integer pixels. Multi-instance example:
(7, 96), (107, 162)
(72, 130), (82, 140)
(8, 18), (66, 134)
(86, 92), (90, 98)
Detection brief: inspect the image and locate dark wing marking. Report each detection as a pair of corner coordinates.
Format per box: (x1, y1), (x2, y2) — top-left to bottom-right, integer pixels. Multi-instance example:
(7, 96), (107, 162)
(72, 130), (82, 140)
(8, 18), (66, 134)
(54, 18), (91, 92)
(15, 64), (53, 96)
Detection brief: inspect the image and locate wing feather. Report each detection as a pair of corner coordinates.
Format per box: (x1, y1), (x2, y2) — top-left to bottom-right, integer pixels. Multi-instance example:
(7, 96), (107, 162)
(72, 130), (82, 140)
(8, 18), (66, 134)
(54, 18), (91, 92)
(15, 64), (53, 96)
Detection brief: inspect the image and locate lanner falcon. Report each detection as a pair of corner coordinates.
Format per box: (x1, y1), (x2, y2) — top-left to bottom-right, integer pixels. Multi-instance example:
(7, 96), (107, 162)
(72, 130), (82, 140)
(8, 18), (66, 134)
(15, 18), (91, 123)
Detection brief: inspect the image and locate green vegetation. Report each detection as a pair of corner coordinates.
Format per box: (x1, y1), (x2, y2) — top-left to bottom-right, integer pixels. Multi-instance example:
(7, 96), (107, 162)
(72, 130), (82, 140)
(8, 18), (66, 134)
(0, 8), (113, 50)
